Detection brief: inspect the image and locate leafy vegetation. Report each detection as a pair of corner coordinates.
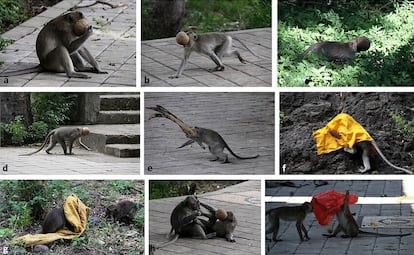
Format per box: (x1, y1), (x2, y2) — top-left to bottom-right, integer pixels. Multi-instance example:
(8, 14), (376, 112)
(390, 111), (414, 140)
(150, 181), (243, 199)
(0, 93), (77, 145)
(0, 180), (144, 254)
(278, 0), (414, 86)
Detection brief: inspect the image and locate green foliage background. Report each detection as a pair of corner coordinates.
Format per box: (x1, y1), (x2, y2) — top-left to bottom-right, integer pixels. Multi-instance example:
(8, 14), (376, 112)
(278, 0), (414, 86)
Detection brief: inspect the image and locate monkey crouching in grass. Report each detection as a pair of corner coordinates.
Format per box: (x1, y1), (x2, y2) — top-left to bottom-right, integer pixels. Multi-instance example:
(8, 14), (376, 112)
(105, 200), (138, 224)
(169, 27), (258, 78)
(266, 202), (313, 242)
(0, 11), (107, 79)
(301, 36), (370, 62)
(41, 207), (73, 234)
(20, 127), (91, 156)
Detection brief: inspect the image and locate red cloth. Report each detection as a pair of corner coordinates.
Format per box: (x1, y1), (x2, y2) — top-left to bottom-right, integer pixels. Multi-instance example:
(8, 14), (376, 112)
(311, 190), (358, 226)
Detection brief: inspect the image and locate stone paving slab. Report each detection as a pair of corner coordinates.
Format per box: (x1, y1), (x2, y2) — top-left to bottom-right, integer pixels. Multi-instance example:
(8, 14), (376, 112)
(0, 0), (136, 87)
(265, 180), (414, 255)
(141, 28), (272, 87)
(150, 181), (261, 255)
(144, 92), (275, 175)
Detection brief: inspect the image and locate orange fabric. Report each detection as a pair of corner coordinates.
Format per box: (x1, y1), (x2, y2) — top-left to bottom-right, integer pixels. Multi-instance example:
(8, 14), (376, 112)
(313, 113), (373, 155)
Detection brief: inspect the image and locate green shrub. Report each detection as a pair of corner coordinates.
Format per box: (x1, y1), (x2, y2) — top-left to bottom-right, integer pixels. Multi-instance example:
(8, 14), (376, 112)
(390, 111), (414, 141)
(0, 0), (28, 33)
(3, 116), (28, 145)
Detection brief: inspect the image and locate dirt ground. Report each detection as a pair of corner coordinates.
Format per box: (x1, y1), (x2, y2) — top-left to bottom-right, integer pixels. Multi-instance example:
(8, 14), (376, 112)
(280, 92), (414, 175)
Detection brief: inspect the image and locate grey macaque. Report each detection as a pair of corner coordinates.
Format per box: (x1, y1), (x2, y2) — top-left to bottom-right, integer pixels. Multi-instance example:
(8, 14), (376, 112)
(0, 11), (107, 79)
(266, 202), (313, 242)
(21, 127), (91, 156)
(324, 190), (411, 238)
(170, 28), (254, 78)
(41, 207), (67, 234)
(179, 127), (259, 163)
(199, 201), (237, 242)
(153, 196), (213, 250)
(302, 36), (370, 61)
(345, 140), (413, 174)
(105, 200), (138, 224)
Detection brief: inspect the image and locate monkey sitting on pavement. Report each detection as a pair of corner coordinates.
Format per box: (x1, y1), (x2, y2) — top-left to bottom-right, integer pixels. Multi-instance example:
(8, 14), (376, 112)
(169, 27), (258, 78)
(0, 11), (107, 79)
(266, 202), (313, 242)
(20, 127), (91, 156)
(324, 190), (411, 238)
(199, 201), (237, 242)
(301, 36), (370, 62)
(147, 105), (259, 163)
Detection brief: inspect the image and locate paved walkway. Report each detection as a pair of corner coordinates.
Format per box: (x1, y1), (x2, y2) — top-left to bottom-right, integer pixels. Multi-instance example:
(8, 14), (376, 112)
(0, 0), (136, 87)
(144, 93), (275, 175)
(141, 28), (272, 87)
(149, 181), (261, 255)
(265, 180), (414, 255)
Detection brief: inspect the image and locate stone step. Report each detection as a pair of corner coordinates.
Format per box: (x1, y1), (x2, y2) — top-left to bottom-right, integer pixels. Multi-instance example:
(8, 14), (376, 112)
(97, 110), (140, 124)
(99, 94), (140, 111)
(105, 144), (140, 158)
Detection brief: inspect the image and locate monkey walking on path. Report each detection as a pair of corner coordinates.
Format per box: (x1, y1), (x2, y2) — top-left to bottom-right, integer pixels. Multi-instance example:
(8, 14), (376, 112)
(266, 202), (313, 242)
(0, 11), (107, 79)
(324, 190), (411, 238)
(20, 127), (91, 156)
(169, 27), (261, 78)
(147, 105), (259, 163)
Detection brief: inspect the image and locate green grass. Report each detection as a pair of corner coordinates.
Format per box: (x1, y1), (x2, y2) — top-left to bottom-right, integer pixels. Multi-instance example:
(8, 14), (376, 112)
(278, 0), (414, 86)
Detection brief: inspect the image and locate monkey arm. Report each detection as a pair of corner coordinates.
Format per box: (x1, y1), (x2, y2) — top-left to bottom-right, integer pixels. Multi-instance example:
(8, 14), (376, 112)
(67, 26), (93, 53)
(170, 48), (192, 78)
(180, 210), (202, 227)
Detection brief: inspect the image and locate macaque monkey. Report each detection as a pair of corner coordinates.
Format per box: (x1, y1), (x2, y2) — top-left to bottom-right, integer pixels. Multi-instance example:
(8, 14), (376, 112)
(329, 130), (413, 174)
(21, 127), (91, 156)
(179, 127), (260, 163)
(41, 207), (68, 234)
(0, 11), (107, 78)
(302, 36), (370, 62)
(169, 27), (255, 78)
(266, 202), (313, 242)
(147, 105), (259, 163)
(153, 196), (213, 250)
(105, 200), (138, 224)
(199, 202), (237, 242)
(324, 190), (411, 238)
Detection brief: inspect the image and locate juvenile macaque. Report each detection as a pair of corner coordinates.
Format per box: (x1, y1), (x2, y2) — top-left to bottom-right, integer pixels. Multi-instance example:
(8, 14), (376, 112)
(21, 127), (91, 156)
(200, 202), (237, 242)
(302, 36), (370, 61)
(41, 207), (67, 234)
(147, 105), (259, 163)
(169, 27), (255, 78)
(325, 190), (411, 238)
(0, 11), (107, 78)
(266, 202), (313, 242)
(105, 200), (138, 224)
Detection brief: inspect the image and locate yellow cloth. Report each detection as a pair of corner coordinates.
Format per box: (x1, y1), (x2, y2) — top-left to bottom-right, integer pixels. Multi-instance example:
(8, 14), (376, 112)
(313, 113), (373, 155)
(13, 195), (89, 247)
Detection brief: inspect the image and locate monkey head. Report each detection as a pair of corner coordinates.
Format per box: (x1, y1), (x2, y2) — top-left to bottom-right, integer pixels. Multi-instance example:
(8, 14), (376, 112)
(354, 36), (370, 52)
(176, 31), (190, 46)
(215, 208), (228, 221)
(81, 127), (90, 136)
(184, 195), (200, 210)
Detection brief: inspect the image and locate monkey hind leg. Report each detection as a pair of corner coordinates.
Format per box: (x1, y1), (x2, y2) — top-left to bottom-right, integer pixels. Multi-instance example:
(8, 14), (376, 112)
(42, 46), (90, 79)
(45, 140), (58, 154)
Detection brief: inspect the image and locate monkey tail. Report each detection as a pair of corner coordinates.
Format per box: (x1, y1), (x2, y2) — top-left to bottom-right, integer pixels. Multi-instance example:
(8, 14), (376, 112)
(359, 230), (411, 237)
(371, 141), (413, 174)
(154, 233), (180, 249)
(19, 130), (54, 156)
(224, 141), (259, 160)
(232, 37), (265, 59)
(0, 65), (43, 77)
